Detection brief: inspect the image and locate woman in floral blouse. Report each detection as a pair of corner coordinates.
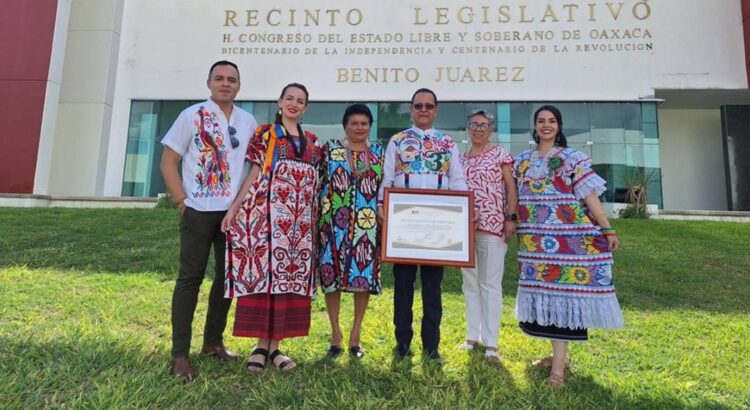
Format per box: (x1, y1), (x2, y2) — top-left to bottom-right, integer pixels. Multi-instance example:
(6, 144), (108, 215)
(458, 109), (518, 363)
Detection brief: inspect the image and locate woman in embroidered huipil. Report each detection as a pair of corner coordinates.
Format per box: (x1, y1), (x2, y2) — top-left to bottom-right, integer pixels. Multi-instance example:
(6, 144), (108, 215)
(222, 83), (322, 373)
(318, 104), (384, 359)
(458, 109), (517, 363)
(514, 105), (624, 387)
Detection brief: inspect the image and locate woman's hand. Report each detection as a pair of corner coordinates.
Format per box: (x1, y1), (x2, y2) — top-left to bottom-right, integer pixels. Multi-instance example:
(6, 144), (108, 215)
(502, 220), (517, 244)
(607, 235), (619, 252)
(221, 205), (239, 232)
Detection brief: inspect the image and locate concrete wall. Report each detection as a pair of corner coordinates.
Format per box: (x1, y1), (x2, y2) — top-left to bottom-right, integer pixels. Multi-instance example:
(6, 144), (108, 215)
(659, 109), (728, 210)
(47, 0), (123, 196)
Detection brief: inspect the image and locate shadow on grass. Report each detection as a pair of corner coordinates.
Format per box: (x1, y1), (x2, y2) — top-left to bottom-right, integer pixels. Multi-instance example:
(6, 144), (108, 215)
(0, 208), (180, 277)
(0, 333), (736, 409)
(520, 365), (734, 410)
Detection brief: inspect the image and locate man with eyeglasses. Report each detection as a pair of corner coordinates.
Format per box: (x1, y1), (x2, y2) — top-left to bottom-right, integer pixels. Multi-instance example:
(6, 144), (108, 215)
(378, 88), (468, 363)
(160, 60), (257, 381)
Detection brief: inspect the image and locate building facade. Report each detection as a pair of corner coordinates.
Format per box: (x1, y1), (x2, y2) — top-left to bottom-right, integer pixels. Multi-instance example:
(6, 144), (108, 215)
(2, 0), (750, 211)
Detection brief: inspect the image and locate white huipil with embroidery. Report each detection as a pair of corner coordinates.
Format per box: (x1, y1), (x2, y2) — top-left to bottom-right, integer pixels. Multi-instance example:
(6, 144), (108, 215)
(161, 99), (258, 211)
(378, 126), (468, 202)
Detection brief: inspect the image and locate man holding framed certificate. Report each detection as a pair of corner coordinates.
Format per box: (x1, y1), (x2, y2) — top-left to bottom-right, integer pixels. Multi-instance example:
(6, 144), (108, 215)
(377, 88), (469, 362)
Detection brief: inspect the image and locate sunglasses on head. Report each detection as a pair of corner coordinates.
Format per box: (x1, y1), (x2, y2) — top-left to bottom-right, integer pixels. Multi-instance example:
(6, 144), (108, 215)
(412, 103), (435, 111)
(228, 126), (239, 149)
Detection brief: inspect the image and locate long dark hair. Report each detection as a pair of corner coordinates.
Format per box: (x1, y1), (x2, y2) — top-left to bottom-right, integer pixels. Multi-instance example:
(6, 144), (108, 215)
(532, 105), (568, 148)
(275, 83), (309, 124)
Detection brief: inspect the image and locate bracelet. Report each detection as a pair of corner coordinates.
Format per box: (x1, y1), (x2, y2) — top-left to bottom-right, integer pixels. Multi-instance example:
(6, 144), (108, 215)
(600, 227), (617, 236)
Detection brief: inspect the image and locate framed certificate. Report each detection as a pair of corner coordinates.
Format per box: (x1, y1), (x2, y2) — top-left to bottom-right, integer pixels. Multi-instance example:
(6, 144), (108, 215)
(381, 188), (475, 268)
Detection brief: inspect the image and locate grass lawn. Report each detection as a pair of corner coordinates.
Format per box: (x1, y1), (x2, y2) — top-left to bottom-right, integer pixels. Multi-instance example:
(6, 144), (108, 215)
(1, 208), (749, 409)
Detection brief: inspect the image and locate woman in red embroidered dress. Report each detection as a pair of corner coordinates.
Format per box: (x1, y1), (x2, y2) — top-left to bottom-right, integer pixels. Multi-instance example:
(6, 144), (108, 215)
(222, 83), (322, 373)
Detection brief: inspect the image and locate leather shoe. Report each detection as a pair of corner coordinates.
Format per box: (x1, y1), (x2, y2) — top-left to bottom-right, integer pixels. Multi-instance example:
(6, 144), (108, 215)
(201, 343), (239, 361)
(395, 344), (411, 360)
(170, 356), (196, 382)
(425, 349), (443, 364)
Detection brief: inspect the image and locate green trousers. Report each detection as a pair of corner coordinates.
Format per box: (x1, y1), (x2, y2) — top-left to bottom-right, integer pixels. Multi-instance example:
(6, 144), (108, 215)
(171, 207), (232, 358)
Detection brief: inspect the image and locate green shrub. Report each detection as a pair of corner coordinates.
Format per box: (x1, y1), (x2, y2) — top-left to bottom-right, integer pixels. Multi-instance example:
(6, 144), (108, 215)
(619, 204), (650, 219)
(155, 193), (178, 209)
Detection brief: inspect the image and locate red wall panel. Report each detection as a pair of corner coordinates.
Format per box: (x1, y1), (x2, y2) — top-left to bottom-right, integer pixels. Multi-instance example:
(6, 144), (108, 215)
(0, 0), (58, 193)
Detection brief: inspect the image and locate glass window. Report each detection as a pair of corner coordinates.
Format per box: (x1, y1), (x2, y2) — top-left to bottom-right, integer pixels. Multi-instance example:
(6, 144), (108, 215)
(121, 100), (199, 198)
(300, 102), (378, 144)
(122, 99), (663, 207)
(503, 101), (662, 206)
(377, 102), (411, 145)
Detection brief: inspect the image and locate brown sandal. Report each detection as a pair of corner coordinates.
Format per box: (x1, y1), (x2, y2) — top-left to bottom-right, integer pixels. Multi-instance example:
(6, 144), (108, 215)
(547, 371), (566, 388)
(532, 356), (570, 368)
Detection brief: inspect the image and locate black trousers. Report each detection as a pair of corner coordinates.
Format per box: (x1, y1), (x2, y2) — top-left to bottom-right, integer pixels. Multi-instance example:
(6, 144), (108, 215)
(171, 207), (232, 358)
(392, 264), (444, 352)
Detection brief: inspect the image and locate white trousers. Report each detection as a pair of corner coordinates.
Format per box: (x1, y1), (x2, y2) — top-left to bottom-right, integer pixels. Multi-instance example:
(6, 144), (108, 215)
(461, 232), (508, 349)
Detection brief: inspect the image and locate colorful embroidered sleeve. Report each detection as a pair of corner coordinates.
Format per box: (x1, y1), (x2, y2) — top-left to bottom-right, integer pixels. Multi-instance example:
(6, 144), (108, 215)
(246, 124), (270, 166)
(305, 131), (322, 167)
(513, 150), (531, 180)
(569, 149), (607, 200)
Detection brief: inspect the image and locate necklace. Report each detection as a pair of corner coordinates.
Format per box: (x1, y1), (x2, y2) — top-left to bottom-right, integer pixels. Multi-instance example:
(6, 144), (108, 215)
(341, 138), (371, 178)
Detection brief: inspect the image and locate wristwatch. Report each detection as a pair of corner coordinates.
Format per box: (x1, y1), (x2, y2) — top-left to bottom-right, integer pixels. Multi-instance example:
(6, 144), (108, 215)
(509, 213), (519, 222)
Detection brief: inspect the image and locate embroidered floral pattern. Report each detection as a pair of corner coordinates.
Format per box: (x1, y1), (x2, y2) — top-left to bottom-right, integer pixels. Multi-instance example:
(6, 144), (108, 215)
(392, 129), (454, 176)
(460, 146), (514, 236)
(514, 148), (623, 329)
(226, 124), (323, 298)
(318, 140), (384, 294)
(192, 106), (231, 198)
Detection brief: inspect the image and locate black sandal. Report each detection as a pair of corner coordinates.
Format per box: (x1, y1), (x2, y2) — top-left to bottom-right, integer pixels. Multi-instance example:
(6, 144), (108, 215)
(326, 345), (343, 358)
(269, 349), (296, 372)
(349, 346), (364, 359)
(246, 348), (268, 373)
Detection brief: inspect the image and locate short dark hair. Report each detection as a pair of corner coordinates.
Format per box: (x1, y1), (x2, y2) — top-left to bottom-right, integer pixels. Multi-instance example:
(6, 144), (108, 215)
(410, 88), (438, 106)
(532, 105), (568, 148)
(342, 104), (373, 128)
(208, 60), (239, 80)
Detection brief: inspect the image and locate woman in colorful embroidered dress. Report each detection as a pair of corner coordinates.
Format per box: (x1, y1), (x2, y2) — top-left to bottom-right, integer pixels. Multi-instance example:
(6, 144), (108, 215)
(458, 109), (517, 363)
(222, 83), (322, 373)
(514, 105), (624, 387)
(318, 104), (384, 359)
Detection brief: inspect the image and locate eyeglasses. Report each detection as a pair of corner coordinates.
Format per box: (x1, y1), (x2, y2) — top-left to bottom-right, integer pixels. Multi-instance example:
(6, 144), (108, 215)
(228, 126), (239, 149)
(467, 122), (491, 131)
(412, 103), (435, 111)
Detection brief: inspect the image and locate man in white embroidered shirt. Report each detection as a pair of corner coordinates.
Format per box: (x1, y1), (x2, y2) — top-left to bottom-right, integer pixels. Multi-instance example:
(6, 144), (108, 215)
(378, 88), (468, 363)
(160, 60), (258, 381)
